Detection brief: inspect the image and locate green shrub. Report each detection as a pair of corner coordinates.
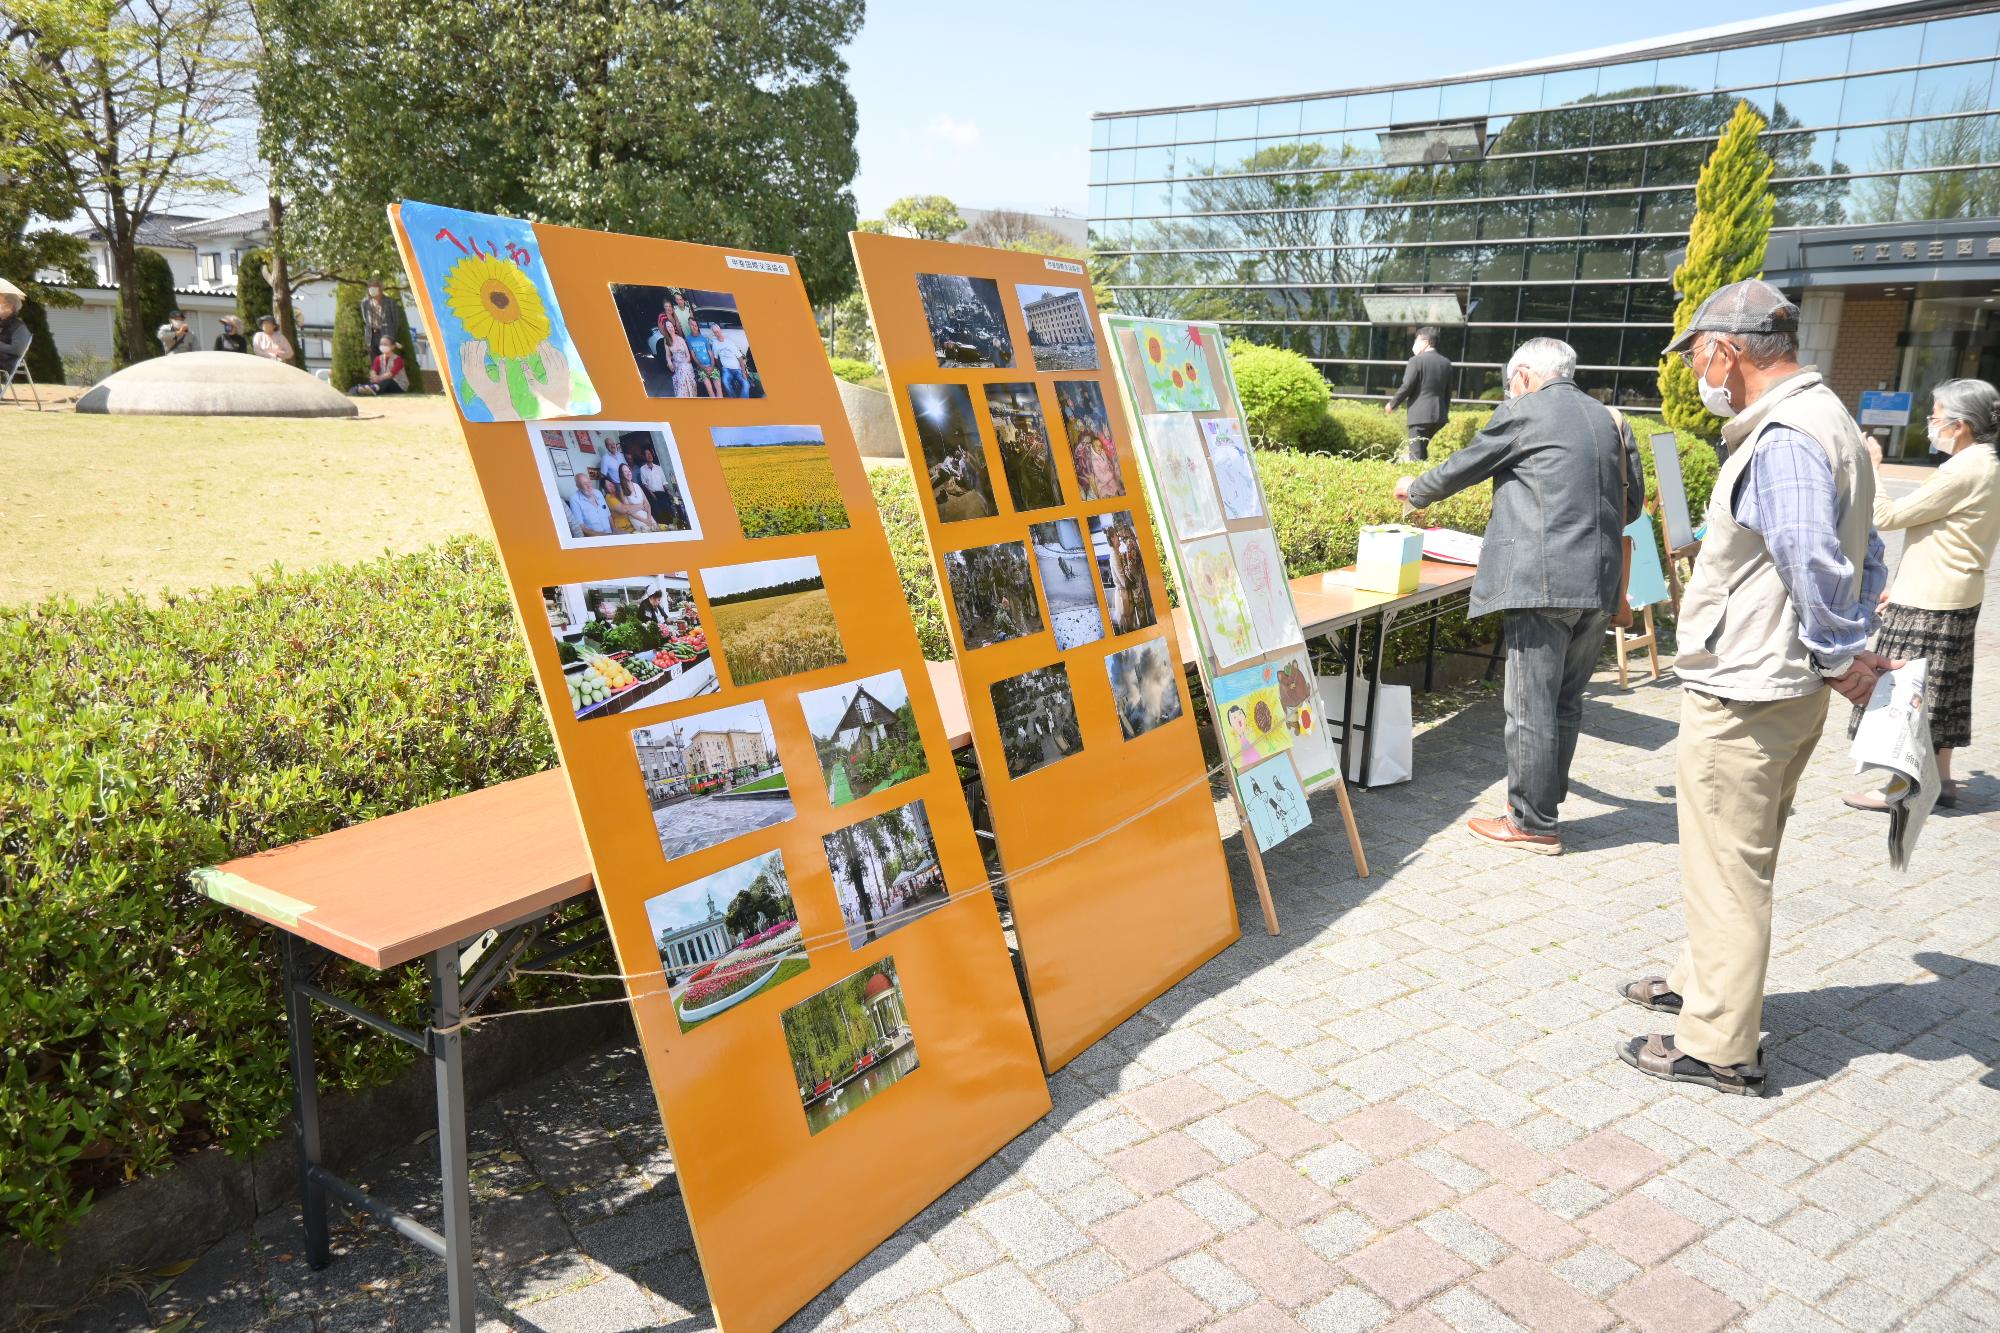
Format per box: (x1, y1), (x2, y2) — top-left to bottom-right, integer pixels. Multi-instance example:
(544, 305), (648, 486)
(1304, 402), (1408, 459)
(1227, 342), (1330, 446)
(1421, 407), (1719, 523)
(0, 540), (587, 1250)
(235, 248), (274, 327)
(111, 248), (176, 367)
(827, 356), (876, 384)
(870, 469), (950, 661)
(330, 280), (367, 394)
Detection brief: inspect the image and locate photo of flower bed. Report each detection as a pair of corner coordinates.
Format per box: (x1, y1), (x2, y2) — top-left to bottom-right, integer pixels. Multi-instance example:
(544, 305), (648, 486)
(645, 850), (810, 1034)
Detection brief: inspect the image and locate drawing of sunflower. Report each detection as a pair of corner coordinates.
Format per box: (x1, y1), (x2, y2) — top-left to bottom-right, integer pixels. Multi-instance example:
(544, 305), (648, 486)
(443, 254), (549, 359)
(1145, 331), (1165, 365)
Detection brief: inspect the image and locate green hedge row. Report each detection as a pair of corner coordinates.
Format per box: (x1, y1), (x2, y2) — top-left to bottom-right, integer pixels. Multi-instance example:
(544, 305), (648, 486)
(1428, 410), (1722, 526)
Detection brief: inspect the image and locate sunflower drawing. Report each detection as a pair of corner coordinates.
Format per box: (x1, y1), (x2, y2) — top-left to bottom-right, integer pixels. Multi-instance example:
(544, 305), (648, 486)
(443, 253), (550, 360)
(1145, 331), (1165, 366)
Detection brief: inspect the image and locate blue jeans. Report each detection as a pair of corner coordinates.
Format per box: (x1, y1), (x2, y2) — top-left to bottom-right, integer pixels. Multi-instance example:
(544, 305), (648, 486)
(720, 367), (749, 397)
(1501, 606), (1611, 836)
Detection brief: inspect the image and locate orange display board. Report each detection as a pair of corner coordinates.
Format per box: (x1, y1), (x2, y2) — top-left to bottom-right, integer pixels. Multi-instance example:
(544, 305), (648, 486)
(850, 233), (1239, 1071)
(390, 204), (1047, 1333)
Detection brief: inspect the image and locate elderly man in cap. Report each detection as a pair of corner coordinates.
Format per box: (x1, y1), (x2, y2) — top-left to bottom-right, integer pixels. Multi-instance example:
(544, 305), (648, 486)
(1618, 279), (1890, 1097)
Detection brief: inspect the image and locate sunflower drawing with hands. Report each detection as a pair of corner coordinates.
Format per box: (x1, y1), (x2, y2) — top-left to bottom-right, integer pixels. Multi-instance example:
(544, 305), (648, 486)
(443, 252), (574, 419)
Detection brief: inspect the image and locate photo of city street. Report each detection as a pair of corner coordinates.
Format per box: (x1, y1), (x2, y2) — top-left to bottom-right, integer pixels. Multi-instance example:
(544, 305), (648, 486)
(915, 271), (1014, 367)
(629, 700), (794, 861)
(1014, 283), (1098, 371)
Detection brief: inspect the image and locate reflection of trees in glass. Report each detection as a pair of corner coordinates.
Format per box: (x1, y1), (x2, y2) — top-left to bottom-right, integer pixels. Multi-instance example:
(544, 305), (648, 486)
(1851, 90), (2000, 222)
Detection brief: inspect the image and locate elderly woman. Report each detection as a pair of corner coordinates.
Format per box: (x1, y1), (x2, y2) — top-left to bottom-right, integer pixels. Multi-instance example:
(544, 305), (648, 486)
(0, 290), (29, 380)
(1848, 378), (2000, 810)
(252, 315), (294, 363)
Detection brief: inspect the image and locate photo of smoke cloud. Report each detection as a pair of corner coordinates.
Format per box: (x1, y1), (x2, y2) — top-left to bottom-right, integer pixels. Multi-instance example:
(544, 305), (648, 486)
(916, 272), (1014, 368)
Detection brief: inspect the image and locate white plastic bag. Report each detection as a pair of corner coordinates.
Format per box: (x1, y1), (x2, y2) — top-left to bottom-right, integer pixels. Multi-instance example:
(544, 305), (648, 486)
(1318, 673), (1413, 786)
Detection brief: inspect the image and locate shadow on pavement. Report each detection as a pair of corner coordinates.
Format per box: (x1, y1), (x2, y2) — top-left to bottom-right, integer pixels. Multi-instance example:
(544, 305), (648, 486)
(1765, 952), (2000, 1093)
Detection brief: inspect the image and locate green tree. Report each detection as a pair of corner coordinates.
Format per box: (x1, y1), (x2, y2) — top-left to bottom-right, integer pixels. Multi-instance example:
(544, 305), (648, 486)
(330, 280), (367, 391)
(2, 0), (255, 365)
(0, 153), (91, 387)
(1656, 101), (1776, 439)
(255, 0), (863, 305)
(112, 248), (177, 366)
(881, 194), (964, 241)
(235, 246), (274, 325)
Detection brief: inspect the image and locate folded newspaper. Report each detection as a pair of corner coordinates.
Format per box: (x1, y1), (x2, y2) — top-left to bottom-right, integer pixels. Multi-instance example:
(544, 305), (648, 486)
(1848, 659), (1940, 870)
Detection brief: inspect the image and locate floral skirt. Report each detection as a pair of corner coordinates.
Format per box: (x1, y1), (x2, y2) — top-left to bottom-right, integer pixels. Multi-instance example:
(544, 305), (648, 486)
(1847, 602), (1982, 749)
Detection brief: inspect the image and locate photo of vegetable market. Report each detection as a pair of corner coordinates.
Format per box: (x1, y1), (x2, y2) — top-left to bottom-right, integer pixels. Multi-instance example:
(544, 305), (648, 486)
(542, 574), (715, 721)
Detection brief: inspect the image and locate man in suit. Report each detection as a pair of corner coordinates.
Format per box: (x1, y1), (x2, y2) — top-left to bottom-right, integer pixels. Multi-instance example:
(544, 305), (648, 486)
(1385, 325), (1454, 462)
(1395, 337), (1643, 854)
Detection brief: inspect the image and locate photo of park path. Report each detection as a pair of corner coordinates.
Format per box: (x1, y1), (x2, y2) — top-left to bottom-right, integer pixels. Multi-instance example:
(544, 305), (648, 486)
(630, 701), (795, 861)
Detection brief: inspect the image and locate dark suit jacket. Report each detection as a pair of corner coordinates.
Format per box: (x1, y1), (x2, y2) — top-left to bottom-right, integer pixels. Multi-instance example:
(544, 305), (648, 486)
(1406, 379), (1645, 618)
(1387, 346), (1453, 427)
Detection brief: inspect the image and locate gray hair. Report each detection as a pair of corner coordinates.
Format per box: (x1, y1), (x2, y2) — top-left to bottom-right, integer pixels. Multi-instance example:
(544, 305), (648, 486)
(1505, 337), (1577, 385)
(1734, 329), (1800, 367)
(1931, 377), (2000, 444)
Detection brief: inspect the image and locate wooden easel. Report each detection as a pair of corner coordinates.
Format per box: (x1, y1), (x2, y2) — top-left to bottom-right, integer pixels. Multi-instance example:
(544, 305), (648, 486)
(1613, 605), (1661, 685)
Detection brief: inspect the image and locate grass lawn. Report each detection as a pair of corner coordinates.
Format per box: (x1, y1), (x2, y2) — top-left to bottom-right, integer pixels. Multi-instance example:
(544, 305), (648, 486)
(0, 397), (486, 605)
(732, 771), (789, 793)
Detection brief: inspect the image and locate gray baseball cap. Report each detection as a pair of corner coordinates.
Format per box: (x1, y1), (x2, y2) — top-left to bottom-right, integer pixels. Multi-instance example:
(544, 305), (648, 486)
(1663, 278), (1799, 355)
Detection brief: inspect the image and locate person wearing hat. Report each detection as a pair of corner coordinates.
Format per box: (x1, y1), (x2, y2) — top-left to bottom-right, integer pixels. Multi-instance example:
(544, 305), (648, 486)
(349, 333), (410, 395)
(212, 315), (249, 353)
(0, 282), (29, 381)
(156, 309), (194, 354)
(251, 314), (294, 363)
(1618, 278), (1892, 1097)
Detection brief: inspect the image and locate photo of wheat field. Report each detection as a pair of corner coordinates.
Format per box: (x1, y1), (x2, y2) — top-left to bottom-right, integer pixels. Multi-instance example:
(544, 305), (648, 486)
(713, 424), (850, 540)
(702, 555), (847, 686)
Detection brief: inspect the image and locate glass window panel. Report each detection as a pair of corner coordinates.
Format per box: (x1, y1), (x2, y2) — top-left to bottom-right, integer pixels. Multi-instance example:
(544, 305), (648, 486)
(1176, 140), (1217, 175)
(1543, 65), (1601, 106)
(1339, 129), (1384, 166)
(1641, 189), (1695, 231)
(1099, 183), (1135, 217)
(1540, 104), (1598, 150)
(1567, 324), (1623, 365)
(1597, 59), (1658, 97)
(1478, 245), (1524, 280)
(1489, 74), (1545, 115)
(1138, 112), (1176, 146)
(1381, 246), (1425, 282)
(1572, 285), (1631, 323)
(1345, 91), (1391, 129)
(1109, 115), (1138, 148)
(1646, 140), (1708, 188)
(1092, 119), (1110, 150)
(1526, 244), (1579, 282)
(1212, 138), (1259, 173)
(1585, 193), (1641, 235)
(1217, 104), (1258, 139)
(1841, 69), (1918, 123)
(1175, 108), (1217, 143)
(1428, 245), (1479, 282)
(1440, 80), (1491, 119)
(1463, 318), (1517, 363)
(1655, 51), (1720, 92)
(1848, 21), (1925, 74)
(1578, 245), (1636, 282)
(1090, 151), (1109, 185)
(1717, 41), (1783, 89)
(1774, 77), (1845, 128)
(1133, 180), (1173, 214)
(1780, 33), (1852, 84)
(1487, 114), (1514, 142)
(1591, 147), (1647, 189)
(1257, 100), (1302, 136)
(1633, 238), (1680, 279)
(1106, 148), (1138, 182)
(1088, 185), (1108, 217)
(1095, 216), (1130, 245)
(1733, 85), (1778, 119)
(1482, 154), (1535, 198)
(1835, 120), (1910, 176)
(1641, 92), (1732, 142)
(1481, 203), (1529, 241)
(1520, 288), (1572, 326)
(1391, 82), (1442, 123)
(1628, 282), (1676, 323)
(1773, 125), (1836, 175)
(1533, 197), (1582, 237)
(1903, 167), (2000, 220)
(1923, 12), (2000, 65)
(1774, 174), (1849, 227)
(1300, 97), (1344, 132)
(1430, 204), (1480, 241)
(1916, 60), (1997, 117)
(1488, 113), (1539, 153)
(1591, 98), (1648, 148)
(1254, 136), (1302, 161)
(1134, 144), (1176, 179)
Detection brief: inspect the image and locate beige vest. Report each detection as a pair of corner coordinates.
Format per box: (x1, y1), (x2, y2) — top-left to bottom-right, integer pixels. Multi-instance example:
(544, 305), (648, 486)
(1675, 370), (1875, 701)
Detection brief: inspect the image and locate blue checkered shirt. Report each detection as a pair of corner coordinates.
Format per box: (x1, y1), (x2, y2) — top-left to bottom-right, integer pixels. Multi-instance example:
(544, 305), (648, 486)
(1732, 423), (1888, 670)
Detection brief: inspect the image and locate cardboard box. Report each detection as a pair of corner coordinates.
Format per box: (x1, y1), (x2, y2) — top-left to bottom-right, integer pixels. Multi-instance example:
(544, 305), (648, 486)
(1355, 524), (1423, 594)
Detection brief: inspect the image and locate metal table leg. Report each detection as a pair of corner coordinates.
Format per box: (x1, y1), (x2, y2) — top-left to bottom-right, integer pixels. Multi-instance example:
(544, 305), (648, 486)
(1358, 611), (1392, 790)
(282, 935), (330, 1269)
(1341, 621), (1361, 782)
(431, 947), (476, 1333)
(1424, 614), (1440, 694)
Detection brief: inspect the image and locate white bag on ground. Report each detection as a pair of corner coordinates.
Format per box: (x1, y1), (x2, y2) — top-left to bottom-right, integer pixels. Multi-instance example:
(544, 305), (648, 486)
(1318, 673), (1413, 786)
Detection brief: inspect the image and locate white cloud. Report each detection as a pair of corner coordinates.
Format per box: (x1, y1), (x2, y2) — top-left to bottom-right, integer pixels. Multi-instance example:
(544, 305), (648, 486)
(923, 116), (981, 150)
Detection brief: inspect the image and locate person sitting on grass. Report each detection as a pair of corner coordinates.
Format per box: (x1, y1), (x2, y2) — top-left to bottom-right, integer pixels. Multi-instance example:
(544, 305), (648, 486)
(349, 336), (409, 395)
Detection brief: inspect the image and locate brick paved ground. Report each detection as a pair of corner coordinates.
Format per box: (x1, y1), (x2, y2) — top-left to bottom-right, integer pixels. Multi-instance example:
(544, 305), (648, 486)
(66, 560), (1999, 1333)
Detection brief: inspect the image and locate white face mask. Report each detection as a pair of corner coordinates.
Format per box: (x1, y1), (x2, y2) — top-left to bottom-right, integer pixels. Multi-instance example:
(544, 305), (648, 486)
(1927, 418), (1953, 454)
(1695, 342), (1737, 418)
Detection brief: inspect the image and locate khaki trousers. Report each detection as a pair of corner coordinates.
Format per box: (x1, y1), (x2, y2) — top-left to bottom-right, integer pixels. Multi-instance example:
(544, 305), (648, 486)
(1668, 686), (1829, 1066)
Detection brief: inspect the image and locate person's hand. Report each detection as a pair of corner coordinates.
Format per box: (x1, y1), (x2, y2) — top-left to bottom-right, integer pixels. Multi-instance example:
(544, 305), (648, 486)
(526, 340), (572, 413)
(1381, 401), (1393, 414)
(1877, 586), (1892, 613)
(1864, 437), (1883, 467)
(1828, 649), (1903, 706)
(460, 341), (511, 417)
(1394, 476), (1415, 504)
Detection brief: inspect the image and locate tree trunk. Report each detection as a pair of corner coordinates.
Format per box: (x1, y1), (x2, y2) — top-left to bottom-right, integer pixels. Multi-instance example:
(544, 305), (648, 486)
(111, 236), (146, 366)
(267, 196), (304, 369)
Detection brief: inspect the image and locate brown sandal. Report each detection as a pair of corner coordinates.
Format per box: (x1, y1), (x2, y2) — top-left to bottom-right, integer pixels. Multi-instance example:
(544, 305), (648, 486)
(1619, 1034), (1765, 1096)
(1617, 976), (1683, 1014)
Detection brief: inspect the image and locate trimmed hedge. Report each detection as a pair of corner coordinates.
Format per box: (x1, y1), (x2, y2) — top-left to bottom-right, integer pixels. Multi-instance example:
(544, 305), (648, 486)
(0, 541), (587, 1250)
(1226, 343), (1330, 445)
(1425, 409), (1721, 522)
(827, 356), (876, 385)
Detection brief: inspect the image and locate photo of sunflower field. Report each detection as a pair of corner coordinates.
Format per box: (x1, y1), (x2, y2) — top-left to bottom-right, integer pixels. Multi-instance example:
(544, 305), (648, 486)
(702, 556), (848, 686)
(713, 425), (850, 540)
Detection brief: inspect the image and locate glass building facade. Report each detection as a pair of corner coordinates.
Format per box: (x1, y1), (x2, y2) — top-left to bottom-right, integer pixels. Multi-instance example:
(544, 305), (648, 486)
(1088, 1), (2000, 416)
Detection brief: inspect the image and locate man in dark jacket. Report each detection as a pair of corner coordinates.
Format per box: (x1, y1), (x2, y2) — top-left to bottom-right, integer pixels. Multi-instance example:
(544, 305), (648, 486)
(1396, 337), (1643, 854)
(1385, 325), (1454, 462)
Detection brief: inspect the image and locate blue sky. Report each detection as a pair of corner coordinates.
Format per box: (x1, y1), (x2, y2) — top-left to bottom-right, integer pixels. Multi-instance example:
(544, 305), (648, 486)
(843, 0), (1823, 220)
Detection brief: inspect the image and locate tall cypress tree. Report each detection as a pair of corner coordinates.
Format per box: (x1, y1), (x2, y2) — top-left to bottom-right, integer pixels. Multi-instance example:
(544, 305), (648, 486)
(1658, 100), (1776, 439)
(112, 248), (177, 367)
(236, 248), (274, 326)
(330, 280), (367, 392)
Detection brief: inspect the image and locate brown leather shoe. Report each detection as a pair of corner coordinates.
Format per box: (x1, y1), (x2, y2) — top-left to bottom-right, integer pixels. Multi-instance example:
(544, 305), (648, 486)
(1466, 816), (1562, 855)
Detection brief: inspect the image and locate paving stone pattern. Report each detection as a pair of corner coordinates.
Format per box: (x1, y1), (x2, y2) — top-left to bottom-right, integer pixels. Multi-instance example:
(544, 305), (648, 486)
(64, 564), (2000, 1333)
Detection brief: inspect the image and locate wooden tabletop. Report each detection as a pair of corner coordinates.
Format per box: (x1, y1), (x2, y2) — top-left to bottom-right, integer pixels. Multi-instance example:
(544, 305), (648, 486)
(197, 563), (1475, 969)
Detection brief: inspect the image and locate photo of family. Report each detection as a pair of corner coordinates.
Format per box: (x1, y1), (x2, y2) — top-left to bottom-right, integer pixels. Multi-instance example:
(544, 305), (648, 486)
(1090, 511), (1156, 637)
(1105, 636), (1185, 741)
(712, 424), (849, 540)
(1028, 519), (1105, 651)
(783, 958), (918, 1136)
(1014, 283), (1099, 372)
(991, 664), (1085, 780)
(629, 700), (793, 862)
(800, 670), (929, 807)
(907, 383), (997, 522)
(701, 556), (846, 687)
(541, 573), (714, 720)
(984, 382), (1064, 513)
(916, 272), (1014, 368)
(823, 800), (947, 949)
(943, 541), (1045, 651)
(645, 850), (808, 1034)
(1053, 381), (1125, 500)
(608, 284), (764, 399)
(533, 425), (701, 551)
